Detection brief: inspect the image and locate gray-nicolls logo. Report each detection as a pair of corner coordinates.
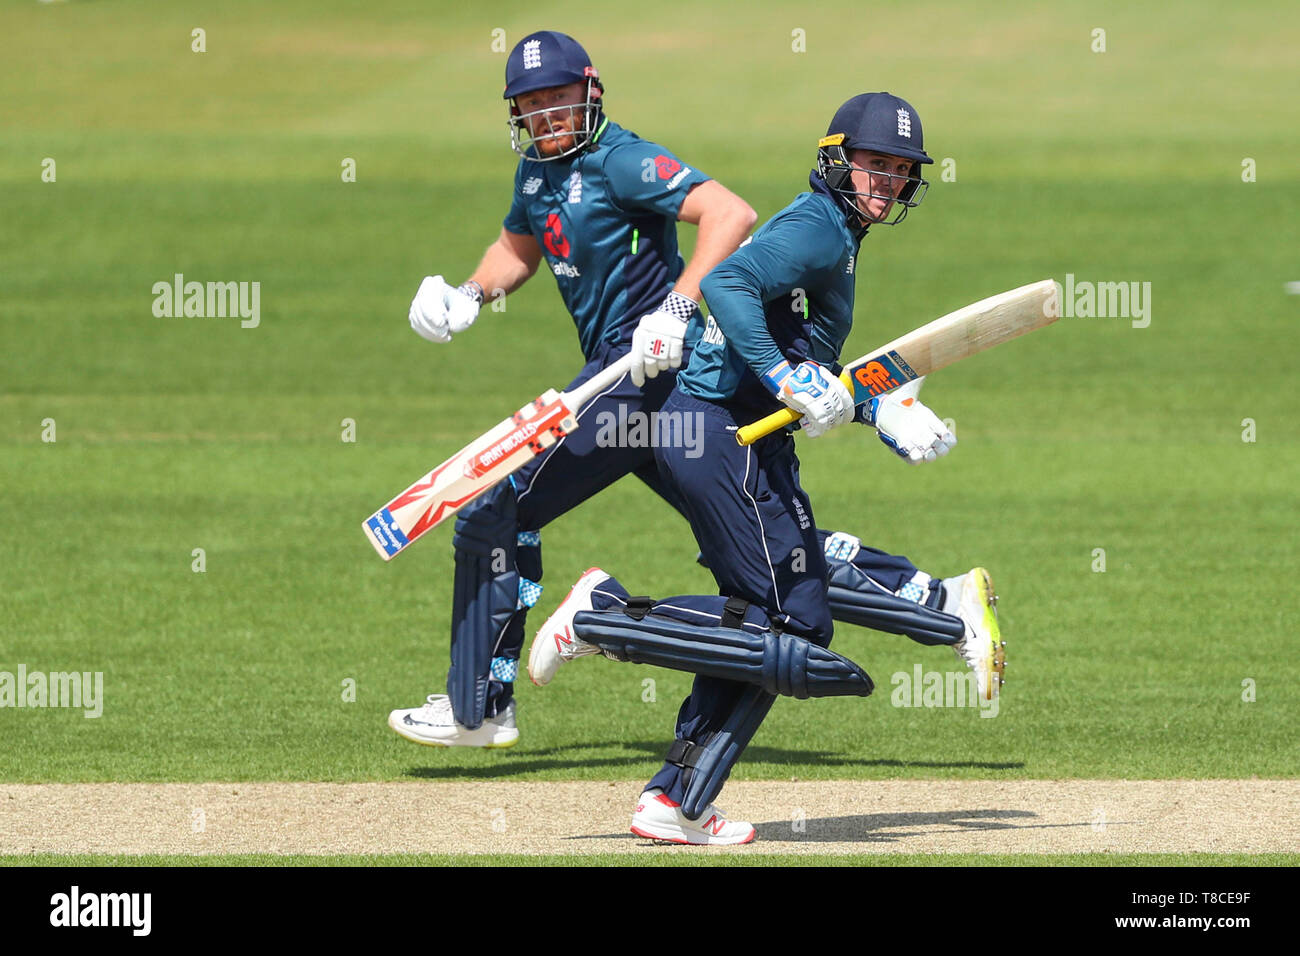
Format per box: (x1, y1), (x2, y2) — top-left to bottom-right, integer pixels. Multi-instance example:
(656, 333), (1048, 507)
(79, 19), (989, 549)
(896, 109), (912, 138)
(50, 886), (151, 936)
(522, 39), (542, 69)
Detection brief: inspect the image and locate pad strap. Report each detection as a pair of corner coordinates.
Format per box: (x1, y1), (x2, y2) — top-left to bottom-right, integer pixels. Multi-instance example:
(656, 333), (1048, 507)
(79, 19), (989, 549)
(666, 739), (705, 769)
(623, 596), (653, 621)
(720, 596), (749, 629)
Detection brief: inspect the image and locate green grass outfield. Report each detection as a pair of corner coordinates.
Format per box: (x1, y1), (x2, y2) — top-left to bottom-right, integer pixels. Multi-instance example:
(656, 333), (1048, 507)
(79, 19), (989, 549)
(1, 0), (1297, 805)
(4, 853), (1297, 868)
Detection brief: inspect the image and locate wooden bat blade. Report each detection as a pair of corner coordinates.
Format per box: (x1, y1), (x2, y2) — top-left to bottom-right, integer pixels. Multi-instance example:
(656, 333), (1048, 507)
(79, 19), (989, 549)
(363, 353), (635, 561)
(735, 279), (1059, 446)
(846, 278), (1059, 400)
(363, 391), (576, 560)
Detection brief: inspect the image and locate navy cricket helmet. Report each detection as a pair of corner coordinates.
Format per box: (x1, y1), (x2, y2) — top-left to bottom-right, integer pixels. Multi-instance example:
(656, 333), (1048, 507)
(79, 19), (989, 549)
(816, 92), (933, 227)
(504, 31), (605, 162)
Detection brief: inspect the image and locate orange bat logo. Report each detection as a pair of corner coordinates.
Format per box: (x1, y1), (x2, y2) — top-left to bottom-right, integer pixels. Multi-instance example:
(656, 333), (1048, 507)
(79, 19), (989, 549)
(855, 361), (898, 395)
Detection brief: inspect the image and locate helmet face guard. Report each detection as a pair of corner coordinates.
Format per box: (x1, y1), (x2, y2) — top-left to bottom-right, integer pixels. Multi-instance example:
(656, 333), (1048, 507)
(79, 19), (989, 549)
(817, 138), (929, 227)
(508, 72), (604, 162)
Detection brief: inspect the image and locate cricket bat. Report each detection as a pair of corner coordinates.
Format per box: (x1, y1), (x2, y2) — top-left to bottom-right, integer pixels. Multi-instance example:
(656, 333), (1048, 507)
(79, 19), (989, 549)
(364, 354), (634, 560)
(735, 279), (1060, 446)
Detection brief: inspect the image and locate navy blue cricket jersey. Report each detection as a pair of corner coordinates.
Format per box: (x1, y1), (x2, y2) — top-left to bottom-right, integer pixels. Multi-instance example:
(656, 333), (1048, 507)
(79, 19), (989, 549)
(683, 176), (862, 416)
(503, 119), (711, 360)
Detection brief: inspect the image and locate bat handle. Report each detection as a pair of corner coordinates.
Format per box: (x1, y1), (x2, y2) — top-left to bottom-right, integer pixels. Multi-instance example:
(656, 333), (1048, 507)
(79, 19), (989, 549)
(735, 370), (856, 446)
(563, 352), (637, 412)
(735, 407), (800, 446)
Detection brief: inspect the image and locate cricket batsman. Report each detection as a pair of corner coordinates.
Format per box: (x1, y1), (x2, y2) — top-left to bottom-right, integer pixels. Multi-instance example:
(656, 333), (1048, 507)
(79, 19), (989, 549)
(389, 34), (997, 750)
(528, 93), (1004, 844)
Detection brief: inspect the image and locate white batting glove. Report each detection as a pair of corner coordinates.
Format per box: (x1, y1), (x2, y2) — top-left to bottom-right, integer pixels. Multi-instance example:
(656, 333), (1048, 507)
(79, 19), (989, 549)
(409, 275), (482, 344)
(866, 389), (956, 464)
(628, 291), (696, 387)
(761, 360), (854, 437)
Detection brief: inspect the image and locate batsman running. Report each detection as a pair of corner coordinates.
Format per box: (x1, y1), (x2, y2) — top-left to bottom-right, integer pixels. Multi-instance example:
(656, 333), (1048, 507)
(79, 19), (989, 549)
(528, 93), (1005, 844)
(389, 35), (999, 751)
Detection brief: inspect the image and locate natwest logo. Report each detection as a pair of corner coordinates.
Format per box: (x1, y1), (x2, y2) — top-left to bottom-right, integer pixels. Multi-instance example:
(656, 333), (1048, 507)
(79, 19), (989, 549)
(654, 155), (682, 179)
(543, 212), (570, 258)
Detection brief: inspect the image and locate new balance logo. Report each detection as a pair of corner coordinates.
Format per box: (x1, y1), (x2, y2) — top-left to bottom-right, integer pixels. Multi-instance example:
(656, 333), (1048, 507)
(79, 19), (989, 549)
(897, 108), (912, 138)
(553, 626), (574, 653)
(702, 814), (726, 835)
(856, 361), (898, 395)
(522, 40), (542, 70)
(522, 176), (543, 195)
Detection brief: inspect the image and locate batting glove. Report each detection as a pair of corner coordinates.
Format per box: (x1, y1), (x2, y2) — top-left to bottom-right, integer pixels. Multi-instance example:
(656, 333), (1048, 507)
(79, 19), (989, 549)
(409, 275), (482, 344)
(866, 389), (956, 464)
(629, 291), (697, 388)
(762, 359), (854, 437)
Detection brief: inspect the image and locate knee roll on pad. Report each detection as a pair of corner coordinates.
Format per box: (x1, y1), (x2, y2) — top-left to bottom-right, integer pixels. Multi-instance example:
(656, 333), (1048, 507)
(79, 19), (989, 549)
(826, 561), (964, 647)
(571, 610), (873, 700)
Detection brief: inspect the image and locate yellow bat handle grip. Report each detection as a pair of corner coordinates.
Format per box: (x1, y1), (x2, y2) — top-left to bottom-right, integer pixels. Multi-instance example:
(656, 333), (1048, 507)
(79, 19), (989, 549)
(735, 407), (800, 445)
(734, 371), (856, 446)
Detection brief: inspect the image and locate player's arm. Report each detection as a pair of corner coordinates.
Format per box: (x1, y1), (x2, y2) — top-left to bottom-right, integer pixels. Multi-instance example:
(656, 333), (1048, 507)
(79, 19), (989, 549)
(701, 208), (855, 436)
(627, 181), (756, 385)
(468, 228), (543, 300)
(672, 181), (757, 303)
(409, 229), (542, 345)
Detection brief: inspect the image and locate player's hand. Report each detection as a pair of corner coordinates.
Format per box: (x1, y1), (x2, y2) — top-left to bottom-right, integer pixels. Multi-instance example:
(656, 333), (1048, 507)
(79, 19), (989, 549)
(409, 275), (481, 344)
(762, 360), (854, 437)
(866, 391), (956, 464)
(629, 291), (697, 387)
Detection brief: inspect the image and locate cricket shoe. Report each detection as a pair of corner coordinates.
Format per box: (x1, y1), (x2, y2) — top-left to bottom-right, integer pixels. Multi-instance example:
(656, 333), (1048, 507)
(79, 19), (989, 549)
(387, 694), (519, 748)
(527, 567), (611, 686)
(629, 789), (756, 846)
(945, 567), (1006, 701)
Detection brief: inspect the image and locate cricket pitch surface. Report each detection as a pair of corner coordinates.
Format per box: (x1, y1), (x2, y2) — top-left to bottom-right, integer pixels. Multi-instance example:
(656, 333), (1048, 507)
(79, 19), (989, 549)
(2, 780), (1295, 856)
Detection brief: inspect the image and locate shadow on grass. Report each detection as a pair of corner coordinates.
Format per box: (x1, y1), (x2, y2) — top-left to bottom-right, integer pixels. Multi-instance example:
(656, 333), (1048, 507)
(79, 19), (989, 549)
(404, 740), (1024, 779)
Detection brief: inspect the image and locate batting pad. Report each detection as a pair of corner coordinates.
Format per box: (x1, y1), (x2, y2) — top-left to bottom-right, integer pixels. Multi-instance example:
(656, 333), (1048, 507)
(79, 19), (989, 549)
(572, 610), (874, 699)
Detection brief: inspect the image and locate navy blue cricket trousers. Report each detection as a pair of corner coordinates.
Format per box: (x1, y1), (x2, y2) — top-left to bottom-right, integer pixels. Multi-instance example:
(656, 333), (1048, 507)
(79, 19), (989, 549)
(642, 388), (833, 802)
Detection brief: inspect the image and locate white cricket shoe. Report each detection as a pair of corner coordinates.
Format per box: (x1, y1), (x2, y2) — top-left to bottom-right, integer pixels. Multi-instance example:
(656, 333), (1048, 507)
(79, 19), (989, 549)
(945, 567), (1006, 701)
(387, 694), (519, 748)
(527, 567), (611, 686)
(629, 789), (756, 846)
